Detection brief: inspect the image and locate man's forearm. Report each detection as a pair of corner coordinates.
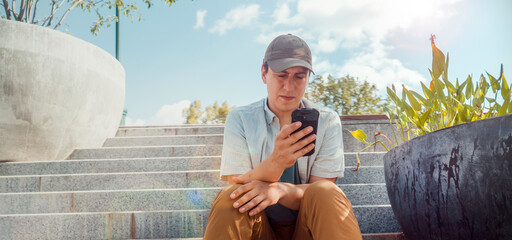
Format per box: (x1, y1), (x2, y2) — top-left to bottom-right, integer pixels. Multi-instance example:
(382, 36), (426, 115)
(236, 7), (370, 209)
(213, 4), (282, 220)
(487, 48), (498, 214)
(274, 182), (308, 210)
(236, 155), (286, 182)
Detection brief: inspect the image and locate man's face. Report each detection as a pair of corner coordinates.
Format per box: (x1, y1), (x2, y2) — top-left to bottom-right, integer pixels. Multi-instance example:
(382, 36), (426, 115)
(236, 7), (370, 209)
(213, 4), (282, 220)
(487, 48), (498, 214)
(262, 65), (310, 116)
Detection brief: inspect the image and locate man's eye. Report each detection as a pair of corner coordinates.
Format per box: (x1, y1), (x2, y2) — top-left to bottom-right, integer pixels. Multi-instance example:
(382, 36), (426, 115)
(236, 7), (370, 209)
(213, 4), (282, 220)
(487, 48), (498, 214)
(277, 75), (287, 78)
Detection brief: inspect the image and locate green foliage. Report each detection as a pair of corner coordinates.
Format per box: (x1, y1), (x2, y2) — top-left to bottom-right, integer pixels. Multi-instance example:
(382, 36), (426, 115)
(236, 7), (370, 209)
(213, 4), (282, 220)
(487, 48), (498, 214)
(348, 35), (511, 171)
(183, 100), (235, 124)
(305, 74), (391, 115)
(1, 0), (179, 34)
(183, 100), (203, 124)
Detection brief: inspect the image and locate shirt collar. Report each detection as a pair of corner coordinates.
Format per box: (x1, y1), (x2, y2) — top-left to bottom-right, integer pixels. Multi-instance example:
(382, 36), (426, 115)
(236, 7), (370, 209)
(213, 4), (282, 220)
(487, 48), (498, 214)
(263, 98), (305, 125)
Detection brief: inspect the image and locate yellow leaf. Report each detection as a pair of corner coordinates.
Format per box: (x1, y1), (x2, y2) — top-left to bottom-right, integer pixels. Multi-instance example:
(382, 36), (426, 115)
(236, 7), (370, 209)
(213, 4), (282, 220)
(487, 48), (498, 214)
(346, 129), (369, 145)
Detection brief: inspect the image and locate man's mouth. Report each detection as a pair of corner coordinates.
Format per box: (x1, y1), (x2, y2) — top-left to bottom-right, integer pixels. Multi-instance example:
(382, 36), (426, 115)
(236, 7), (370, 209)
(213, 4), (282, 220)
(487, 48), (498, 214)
(280, 96), (295, 101)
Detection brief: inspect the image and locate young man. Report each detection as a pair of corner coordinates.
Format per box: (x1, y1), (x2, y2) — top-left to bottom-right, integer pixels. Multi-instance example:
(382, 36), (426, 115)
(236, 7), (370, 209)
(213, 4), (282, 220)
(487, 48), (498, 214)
(203, 34), (362, 240)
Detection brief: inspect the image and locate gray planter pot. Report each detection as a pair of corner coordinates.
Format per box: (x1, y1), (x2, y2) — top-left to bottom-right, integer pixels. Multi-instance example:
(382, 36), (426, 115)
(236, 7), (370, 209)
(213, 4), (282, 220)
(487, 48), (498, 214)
(384, 114), (512, 239)
(0, 19), (125, 161)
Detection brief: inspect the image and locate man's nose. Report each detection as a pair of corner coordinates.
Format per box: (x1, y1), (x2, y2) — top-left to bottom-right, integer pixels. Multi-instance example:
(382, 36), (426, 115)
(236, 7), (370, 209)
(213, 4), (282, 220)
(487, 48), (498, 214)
(283, 77), (293, 91)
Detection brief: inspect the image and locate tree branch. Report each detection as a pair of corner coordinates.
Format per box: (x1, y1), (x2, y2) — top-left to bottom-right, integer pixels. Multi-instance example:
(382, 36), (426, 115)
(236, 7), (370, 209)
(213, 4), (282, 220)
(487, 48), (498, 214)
(17, 0), (26, 21)
(44, 0), (57, 26)
(54, 0), (82, 30)
(30, 0), (38, 23)
(2, 0), (11, 19)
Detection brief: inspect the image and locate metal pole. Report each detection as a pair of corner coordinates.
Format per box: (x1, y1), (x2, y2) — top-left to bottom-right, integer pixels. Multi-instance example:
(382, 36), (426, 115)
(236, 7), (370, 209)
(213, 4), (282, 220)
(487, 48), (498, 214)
(115, 5), (120, 60)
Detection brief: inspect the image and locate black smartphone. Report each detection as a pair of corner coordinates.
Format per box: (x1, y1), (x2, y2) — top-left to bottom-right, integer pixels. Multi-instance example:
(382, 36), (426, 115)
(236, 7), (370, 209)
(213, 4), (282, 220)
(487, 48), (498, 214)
(291, 108), (319, 156)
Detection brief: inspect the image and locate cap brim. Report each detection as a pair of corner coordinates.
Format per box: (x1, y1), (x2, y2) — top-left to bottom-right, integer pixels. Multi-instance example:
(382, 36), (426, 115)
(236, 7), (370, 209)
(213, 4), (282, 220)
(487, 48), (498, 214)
(268, 58), (314, 74)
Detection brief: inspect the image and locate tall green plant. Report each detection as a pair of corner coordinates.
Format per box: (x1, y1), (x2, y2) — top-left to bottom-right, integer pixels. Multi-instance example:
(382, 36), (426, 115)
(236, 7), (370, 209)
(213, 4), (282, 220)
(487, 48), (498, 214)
(348, 35), (511, 171)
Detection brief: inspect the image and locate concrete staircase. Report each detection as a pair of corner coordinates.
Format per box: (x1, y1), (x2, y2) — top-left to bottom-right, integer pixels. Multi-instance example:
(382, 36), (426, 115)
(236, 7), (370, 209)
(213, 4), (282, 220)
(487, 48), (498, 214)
(0, 118), (406, 239)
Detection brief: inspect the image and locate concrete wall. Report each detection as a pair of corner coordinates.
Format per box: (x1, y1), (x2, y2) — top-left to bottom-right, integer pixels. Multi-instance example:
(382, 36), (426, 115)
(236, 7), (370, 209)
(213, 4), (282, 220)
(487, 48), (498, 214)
(0, 19), (125, 161)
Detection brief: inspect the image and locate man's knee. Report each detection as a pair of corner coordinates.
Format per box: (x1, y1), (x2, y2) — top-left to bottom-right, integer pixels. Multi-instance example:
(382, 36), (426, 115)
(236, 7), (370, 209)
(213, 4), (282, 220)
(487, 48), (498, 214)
(212, 184), (242, 209)
(303, 180), (349, 206)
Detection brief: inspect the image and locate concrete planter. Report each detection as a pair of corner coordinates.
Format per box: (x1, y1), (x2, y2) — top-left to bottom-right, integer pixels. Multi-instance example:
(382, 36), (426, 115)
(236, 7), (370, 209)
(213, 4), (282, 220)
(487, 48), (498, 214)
(0, 19), (125, 161)
(383, 114), (512, 239)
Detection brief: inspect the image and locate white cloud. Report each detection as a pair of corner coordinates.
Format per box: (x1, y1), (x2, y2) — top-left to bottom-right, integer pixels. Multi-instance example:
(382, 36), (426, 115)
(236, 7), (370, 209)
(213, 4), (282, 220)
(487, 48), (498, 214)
(151, 100), (191, 125)
(336, 40), (427, 91)
(124, 116), (146, 126)
(194, 10), (207, 29)
(209, 4), (261, 35)
(259, 0), (460, 91)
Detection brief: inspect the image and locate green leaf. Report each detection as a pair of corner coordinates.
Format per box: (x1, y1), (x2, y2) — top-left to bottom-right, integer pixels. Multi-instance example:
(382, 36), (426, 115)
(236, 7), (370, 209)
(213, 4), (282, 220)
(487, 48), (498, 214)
(498, 95), (510, 116)
(411, 90), (429, 107)
(465, 75), (473, 100)
(404, 88), (422, 111)
(421, 82), (435, 100)
(501, 72), (510, 101)
(418, 108), (432, 128)
(387, 87), (403, 108)
(346, 129), (369, 144)
(488, 72), (500, 93)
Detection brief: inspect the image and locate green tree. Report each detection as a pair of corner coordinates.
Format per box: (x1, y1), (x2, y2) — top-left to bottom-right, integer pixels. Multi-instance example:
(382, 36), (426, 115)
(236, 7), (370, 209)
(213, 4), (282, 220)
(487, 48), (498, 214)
(183, 100), (235, 124)
(183, 100), (203, 124)
(1, 0), (179, 34)
(305, 74), (391, 115)
(203, 101), (235, 124)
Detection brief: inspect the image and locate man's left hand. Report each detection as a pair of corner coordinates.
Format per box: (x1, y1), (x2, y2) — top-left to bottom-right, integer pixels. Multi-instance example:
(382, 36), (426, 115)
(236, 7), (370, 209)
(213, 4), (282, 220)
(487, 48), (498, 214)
(229, 177), (282, 216)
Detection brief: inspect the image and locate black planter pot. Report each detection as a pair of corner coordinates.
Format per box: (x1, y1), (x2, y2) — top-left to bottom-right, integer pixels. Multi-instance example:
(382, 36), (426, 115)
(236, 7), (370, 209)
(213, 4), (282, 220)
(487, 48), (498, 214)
(384, 114), (512, 240)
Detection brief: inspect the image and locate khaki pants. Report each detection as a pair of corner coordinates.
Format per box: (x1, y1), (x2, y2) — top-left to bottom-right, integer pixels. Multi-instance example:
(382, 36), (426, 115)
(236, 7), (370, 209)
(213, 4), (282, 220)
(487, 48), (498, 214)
(204, 180), (363, 240)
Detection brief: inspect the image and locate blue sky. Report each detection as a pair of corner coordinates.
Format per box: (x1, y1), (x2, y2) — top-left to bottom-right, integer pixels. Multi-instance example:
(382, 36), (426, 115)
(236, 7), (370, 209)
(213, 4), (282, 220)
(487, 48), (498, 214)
(57, 0), (512, 125)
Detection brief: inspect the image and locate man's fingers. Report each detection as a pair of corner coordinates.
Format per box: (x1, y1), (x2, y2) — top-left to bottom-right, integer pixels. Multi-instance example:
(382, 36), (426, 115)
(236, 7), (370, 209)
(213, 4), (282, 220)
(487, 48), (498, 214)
(249, 199), (271, 216)
(239, 195), (264, 213)
(230, 182), (253, 200)
(293, 143), (315, 159)
(277, 122), (302, 140)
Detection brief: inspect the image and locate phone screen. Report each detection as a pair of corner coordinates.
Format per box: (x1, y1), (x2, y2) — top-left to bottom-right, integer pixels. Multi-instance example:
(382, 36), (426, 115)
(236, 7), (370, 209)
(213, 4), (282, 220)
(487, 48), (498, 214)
(291, 108), (319, 156)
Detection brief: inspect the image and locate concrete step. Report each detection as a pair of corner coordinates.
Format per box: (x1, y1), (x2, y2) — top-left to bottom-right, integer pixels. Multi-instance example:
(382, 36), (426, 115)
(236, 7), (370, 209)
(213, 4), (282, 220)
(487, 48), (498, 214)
(116, 126), (225, 137)
(166, 233), (407, 240)
(0, 152), (385, 176)
(0, 167), (384, 193)
(68, 145), (223, 160)
(0, 206), (400, 238)
(0, 157), (222, 176)
(103, 135), (224, 147)
(114, 120), (402, 153)
(0, 184), (388, 214)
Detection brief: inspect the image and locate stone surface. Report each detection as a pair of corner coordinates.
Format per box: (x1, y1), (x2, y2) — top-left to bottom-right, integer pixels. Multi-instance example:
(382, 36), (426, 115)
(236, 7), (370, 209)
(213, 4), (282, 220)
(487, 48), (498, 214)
(0, 157), (222, 176)
(68, 145), (223, 160)
(116, 126), (224, 137)
(0, 183), (388, 214)
(0, 167), (383, 193)
(103, 134), (224, 147)
(0, 206), (399, 238)
(0, 19), (125, 161)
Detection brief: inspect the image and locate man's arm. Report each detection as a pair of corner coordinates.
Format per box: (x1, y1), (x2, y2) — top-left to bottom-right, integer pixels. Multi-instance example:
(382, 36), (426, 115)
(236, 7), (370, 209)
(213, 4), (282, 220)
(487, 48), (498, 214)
(231, 121), (316, 183)
(227, 175), (336, 215)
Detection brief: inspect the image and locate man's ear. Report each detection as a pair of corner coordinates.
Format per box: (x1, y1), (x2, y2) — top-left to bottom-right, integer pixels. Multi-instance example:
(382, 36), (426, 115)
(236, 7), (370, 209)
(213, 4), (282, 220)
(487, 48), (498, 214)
(261, 65), (267, 84)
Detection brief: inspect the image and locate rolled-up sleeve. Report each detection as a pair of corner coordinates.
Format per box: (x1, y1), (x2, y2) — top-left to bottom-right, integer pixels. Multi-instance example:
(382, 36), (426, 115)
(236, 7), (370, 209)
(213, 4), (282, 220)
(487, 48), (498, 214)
(310, 111), (345, 179)
(219, 110), (252, 181)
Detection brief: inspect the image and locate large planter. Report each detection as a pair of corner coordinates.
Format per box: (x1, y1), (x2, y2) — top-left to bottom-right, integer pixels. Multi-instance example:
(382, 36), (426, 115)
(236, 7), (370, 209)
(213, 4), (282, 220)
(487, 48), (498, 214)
(384, 114), (512, 239)
(0, 19), (125, 161)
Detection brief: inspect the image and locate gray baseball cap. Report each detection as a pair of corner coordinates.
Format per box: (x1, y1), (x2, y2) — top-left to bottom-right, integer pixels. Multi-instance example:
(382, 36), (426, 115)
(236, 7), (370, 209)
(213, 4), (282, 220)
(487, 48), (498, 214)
(263, 34), (314, 74)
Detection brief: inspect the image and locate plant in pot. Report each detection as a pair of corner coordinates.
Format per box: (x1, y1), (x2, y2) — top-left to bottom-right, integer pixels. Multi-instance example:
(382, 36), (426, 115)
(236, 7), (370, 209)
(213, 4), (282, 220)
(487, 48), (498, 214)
(348, 35), (512, 240)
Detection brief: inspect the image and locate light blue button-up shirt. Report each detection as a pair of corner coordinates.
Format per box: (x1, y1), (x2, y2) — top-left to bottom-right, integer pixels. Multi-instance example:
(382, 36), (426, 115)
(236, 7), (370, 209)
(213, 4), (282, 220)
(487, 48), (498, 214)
(220, 98), (345, 183)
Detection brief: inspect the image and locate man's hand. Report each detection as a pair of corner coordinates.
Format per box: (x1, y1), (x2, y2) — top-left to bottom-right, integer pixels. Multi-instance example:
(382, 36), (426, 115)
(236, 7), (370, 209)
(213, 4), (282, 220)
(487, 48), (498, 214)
(270, 121), (316, 169)
(230, 178), (283, 216)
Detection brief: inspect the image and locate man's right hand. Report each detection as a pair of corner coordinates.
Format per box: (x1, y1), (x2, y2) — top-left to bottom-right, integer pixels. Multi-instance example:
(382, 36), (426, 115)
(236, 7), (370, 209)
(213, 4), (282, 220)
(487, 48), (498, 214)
(269, 121), (316, 169)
